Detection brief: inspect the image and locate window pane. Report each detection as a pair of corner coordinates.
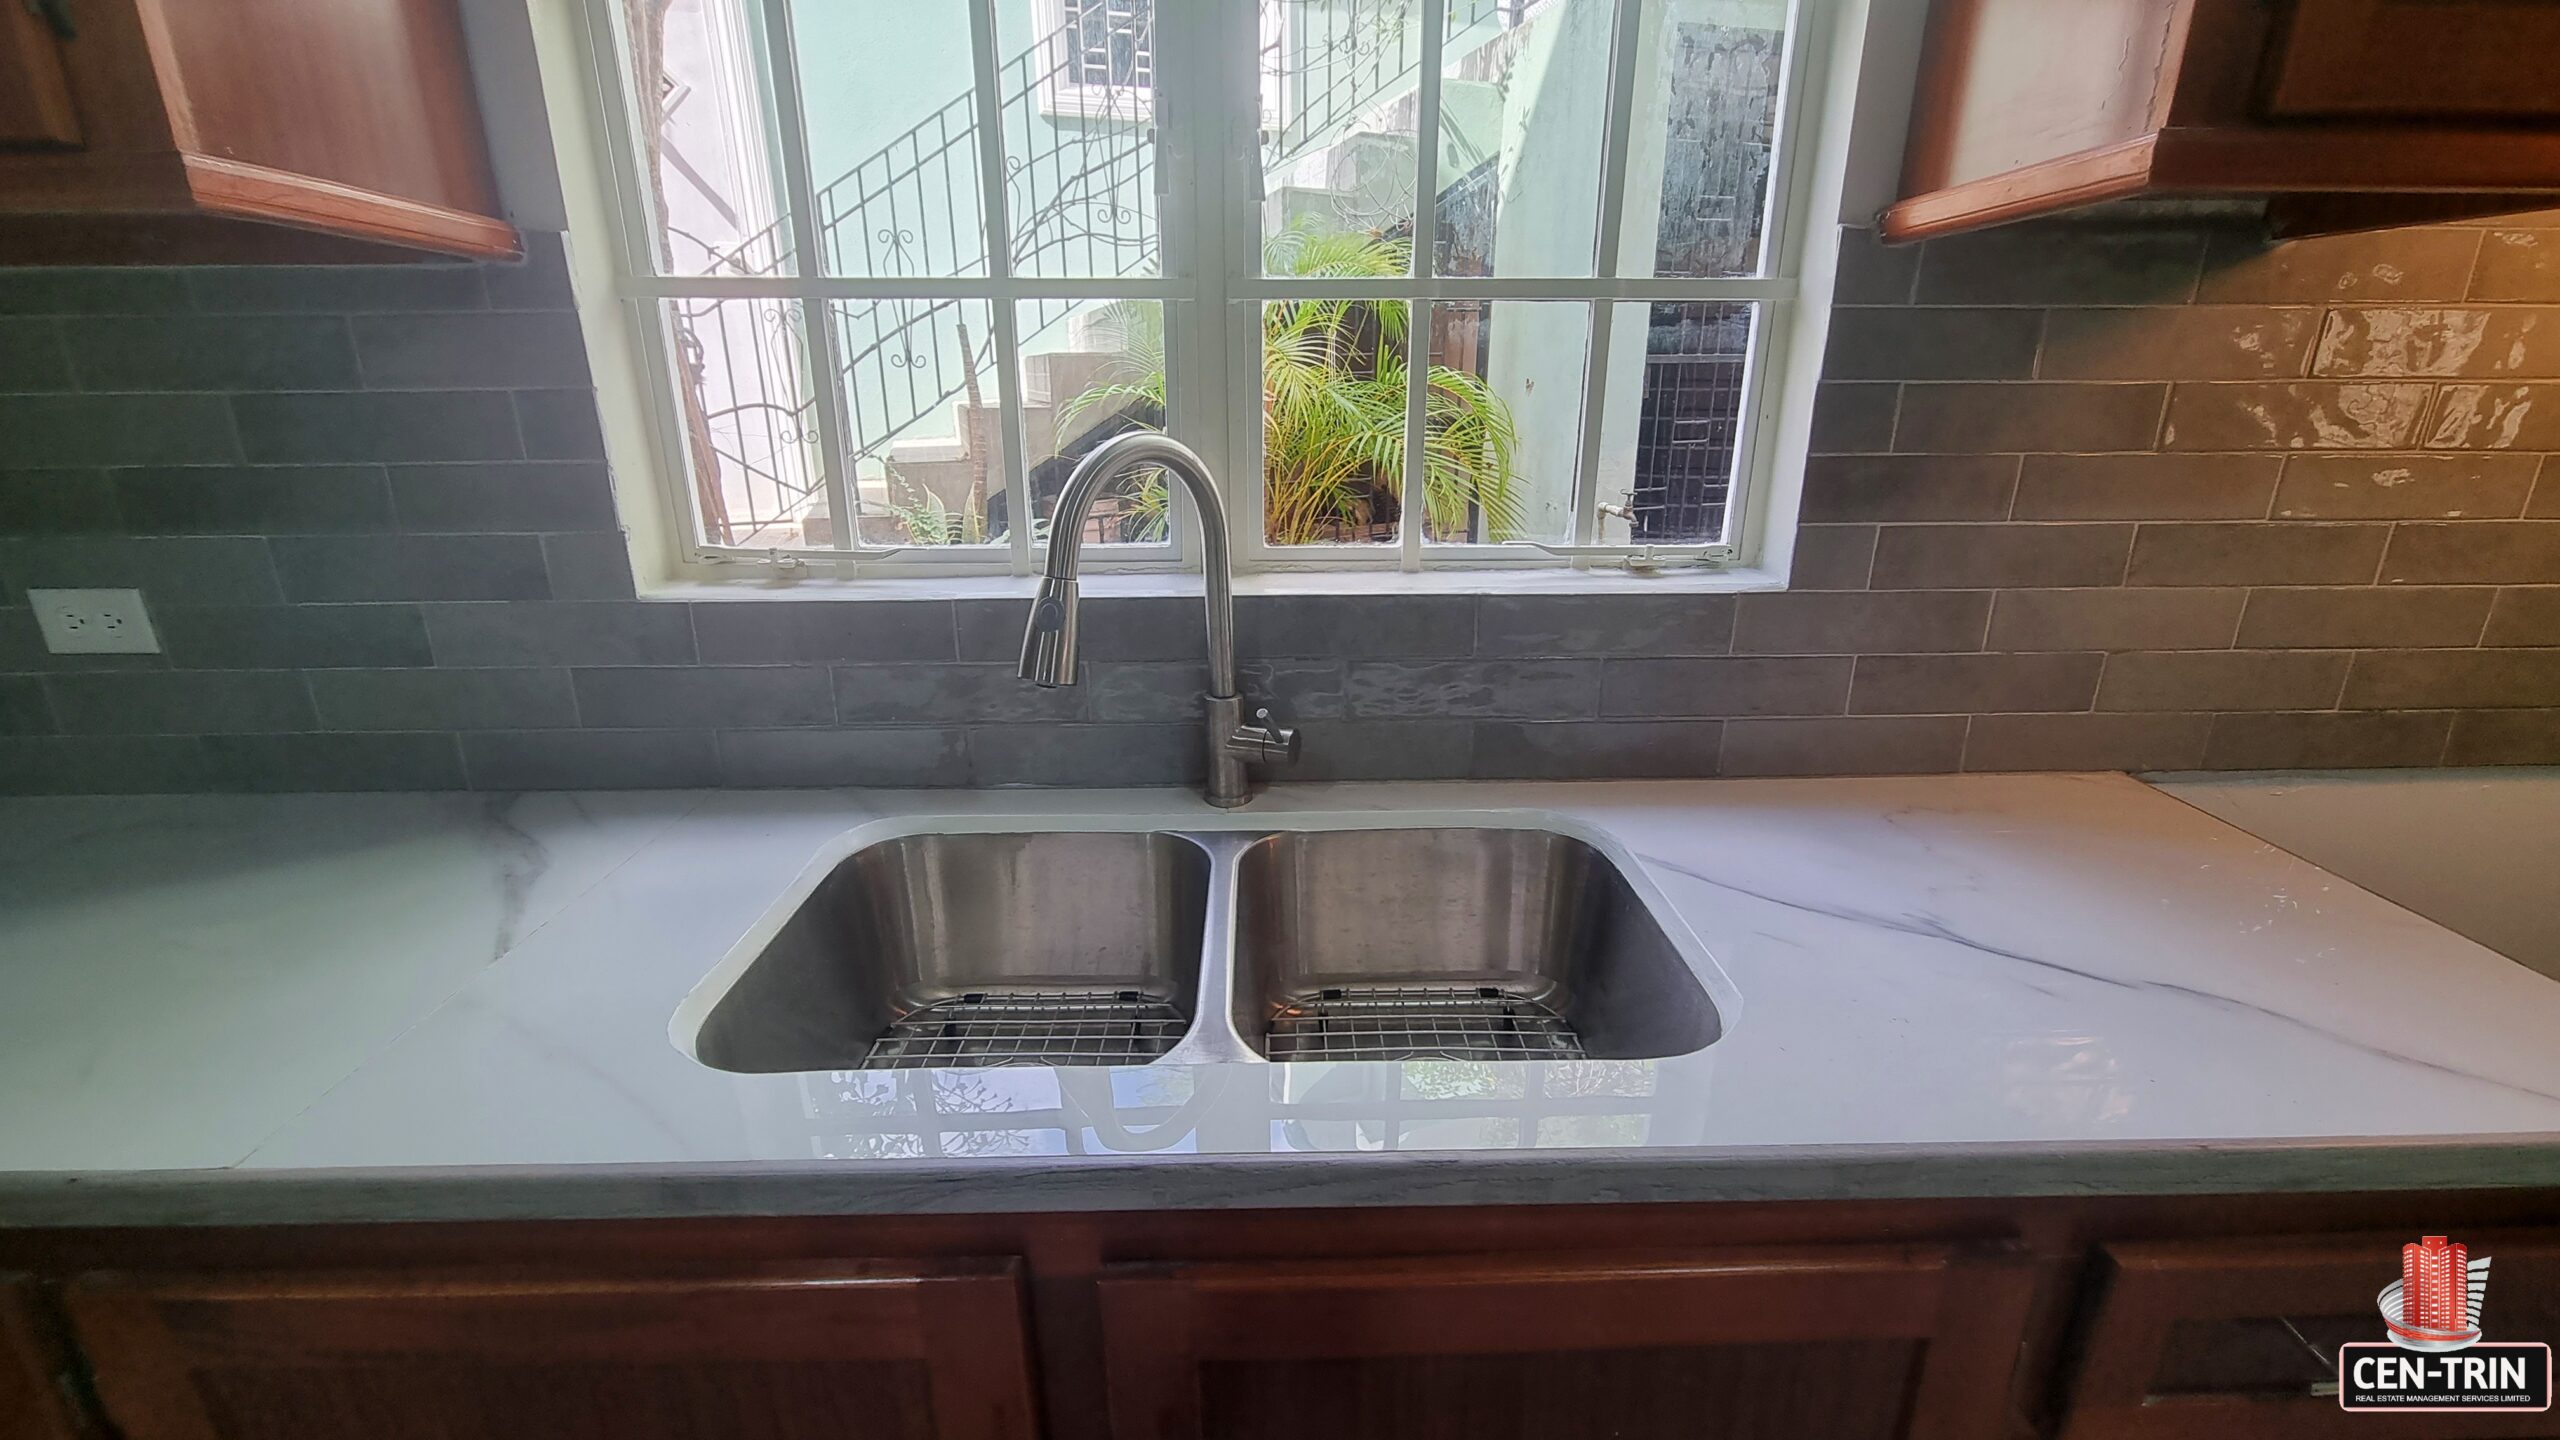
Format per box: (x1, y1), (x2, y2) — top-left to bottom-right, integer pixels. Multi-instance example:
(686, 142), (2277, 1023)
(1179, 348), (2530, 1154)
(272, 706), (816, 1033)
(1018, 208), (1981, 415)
(1261, 298), (1410, 547)
(626, 0), (794, 278)
(1591, 301), (1754, 545)
(831, 299), (1009, 547)
(1619, 0), (1789, 279)
(663, 298), (825, 547)
(1022, 299), (1172, 546)
(788, 1), (991, 277)
(1423, 301), (1587, 545)
(1259, 0), (1420, 275)
(998, 0), (1164, 278)
(1433, 0), (1611, 279)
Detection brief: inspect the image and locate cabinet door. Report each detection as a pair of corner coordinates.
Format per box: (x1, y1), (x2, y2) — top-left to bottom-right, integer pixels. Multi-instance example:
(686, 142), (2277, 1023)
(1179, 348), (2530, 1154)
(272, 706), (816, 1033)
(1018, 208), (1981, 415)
(1098, 1244), (2038, 1440)
(2, 1275), (91, 1440)
(64, 1260), (1041, 1440)
(0, 5), (81, 149)
(2062, 1230), (2560, 1440)
(2266, 1), (2560, 119)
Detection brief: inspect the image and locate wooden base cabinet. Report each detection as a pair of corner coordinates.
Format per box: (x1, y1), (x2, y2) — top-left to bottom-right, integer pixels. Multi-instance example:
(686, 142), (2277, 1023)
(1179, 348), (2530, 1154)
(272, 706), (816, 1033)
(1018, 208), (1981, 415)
(60, 1261), (1042, 1440)
(2, 1276), (90, 1440)
(2060, 1229), (2560, 1440)
(1096, 1244), (2040, 1440)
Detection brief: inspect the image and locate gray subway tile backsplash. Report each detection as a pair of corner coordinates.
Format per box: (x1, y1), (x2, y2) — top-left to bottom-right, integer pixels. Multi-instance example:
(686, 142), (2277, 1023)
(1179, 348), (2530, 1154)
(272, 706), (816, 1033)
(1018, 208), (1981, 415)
(273, 534), (551, 603)
(4, 213), (2559, 793)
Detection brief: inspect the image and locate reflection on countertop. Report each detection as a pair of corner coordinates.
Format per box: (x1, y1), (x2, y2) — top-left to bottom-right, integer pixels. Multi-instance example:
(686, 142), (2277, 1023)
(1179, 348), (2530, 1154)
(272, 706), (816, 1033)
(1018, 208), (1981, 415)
(5, 773), (2560, 1225)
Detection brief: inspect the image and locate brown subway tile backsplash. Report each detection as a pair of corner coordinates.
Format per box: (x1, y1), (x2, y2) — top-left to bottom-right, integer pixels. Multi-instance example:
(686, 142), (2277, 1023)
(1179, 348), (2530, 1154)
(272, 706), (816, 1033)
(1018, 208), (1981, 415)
(2236, 587), (2495, 650)
(2343, 648), (2560, 709)
(1986, 588), (2245, 652)
(2162, 382), (2431, 451)
(1849, 652), (2102, 715)
(2202, 710), (2455, 770)
(2484, 588), (2560, 646)
(2095, 650), (2352, 713)
(2126, 523), (2390, 587)
(2040, 307), (2317, 381)
(2379, 521), (2560, 583)
(1732, 591), (1990, 655)
(1964, 711), (2213, 773)
(1871, 524), (2134, 590)
(2009, 454), (2281, 521)
(1799, 455), (2020, 523)
(2272, 453), (2539, 519)
(2195, 226), (2481, 304)
(1894, 383), (2167, 453)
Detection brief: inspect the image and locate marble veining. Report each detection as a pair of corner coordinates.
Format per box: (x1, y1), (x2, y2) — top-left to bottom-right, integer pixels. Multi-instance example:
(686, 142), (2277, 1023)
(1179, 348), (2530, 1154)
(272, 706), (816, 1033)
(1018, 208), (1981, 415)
(5, 774), (2560, 1225)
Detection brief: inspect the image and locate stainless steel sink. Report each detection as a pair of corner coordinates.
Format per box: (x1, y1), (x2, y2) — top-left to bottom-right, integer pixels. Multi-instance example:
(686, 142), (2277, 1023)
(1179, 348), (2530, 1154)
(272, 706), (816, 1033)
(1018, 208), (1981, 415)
(689, 831), (1212, 1072)
(683, 819), (1722, 1071)
(1229, 828), (1721, 1063)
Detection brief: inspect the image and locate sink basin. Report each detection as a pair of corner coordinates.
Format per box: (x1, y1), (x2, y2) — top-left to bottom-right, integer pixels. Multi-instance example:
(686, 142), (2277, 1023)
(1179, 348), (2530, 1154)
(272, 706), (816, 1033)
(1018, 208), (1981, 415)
(689, 831), (1212, 1072)
(1230, 827), (1720, 1063)
(682, 817), (1723, 1071)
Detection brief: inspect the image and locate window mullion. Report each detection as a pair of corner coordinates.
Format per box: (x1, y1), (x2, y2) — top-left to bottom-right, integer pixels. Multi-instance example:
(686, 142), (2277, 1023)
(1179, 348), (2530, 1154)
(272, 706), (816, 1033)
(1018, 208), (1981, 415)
(1572, 0), (1649, 552)
(756, 0), (858, 553)
(966, 0), (1037, 577)
(1401, 0), (1444, 573)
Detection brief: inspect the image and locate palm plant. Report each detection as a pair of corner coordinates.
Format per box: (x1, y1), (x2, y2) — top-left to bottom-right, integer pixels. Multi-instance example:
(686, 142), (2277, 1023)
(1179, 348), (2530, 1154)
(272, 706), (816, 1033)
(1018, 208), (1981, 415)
(1062, 224), (1524, 546)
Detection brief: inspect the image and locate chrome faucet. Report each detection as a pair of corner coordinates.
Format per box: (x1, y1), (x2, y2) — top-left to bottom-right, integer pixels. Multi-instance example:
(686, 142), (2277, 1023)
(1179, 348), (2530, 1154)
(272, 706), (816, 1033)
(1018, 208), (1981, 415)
(1019, 432), (1299, 808)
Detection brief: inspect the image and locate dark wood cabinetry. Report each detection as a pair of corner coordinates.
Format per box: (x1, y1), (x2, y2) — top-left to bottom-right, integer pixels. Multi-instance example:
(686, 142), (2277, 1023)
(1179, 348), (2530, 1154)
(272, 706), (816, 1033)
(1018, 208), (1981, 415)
(1888, 0), (2560, 242)
(2061, 1229), (2560, 1440)
(5, 1191), (2559, 1440)
(1, 1275), (88, 1440)
(62, 1261), (1041, 1440)
(0, 8), (80, 151)
(1096, 1245), (2037, 1440)
(0, 0), (515, 262)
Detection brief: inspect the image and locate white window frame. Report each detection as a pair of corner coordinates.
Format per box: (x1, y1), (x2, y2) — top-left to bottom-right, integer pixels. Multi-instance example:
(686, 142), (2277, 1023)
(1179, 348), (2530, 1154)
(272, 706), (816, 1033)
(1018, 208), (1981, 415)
(577, 0), (1831, 583)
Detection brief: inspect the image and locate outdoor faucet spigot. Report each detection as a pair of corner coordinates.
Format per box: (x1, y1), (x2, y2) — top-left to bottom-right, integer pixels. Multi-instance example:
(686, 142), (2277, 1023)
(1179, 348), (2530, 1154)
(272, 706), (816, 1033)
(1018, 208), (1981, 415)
(1018, 432), (1299, 807)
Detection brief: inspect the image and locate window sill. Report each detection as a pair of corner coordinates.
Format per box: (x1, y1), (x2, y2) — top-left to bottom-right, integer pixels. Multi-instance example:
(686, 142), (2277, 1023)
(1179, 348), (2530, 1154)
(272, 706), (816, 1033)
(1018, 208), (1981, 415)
(648, 566), (1789, 604)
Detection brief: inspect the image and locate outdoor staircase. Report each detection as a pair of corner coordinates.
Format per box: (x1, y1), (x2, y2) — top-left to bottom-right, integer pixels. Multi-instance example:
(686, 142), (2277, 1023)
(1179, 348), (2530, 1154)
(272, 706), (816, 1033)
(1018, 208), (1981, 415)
(692, 0), (1544, 545)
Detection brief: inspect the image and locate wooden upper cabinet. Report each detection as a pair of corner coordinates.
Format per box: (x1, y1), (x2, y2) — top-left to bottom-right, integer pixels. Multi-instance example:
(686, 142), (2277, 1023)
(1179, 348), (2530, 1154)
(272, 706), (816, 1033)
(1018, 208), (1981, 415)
(1886, 0), (2560, 242)
(2265, 1), (2560, 120)
(62, 1260), (1043, 1440)
(2060, 1229), (2560, 1440)
(0, 6), (81, 150)
(2, 1275), (93, 1440)
(1096, 1243), (2040, 1440)
(0, 0), (516, 261)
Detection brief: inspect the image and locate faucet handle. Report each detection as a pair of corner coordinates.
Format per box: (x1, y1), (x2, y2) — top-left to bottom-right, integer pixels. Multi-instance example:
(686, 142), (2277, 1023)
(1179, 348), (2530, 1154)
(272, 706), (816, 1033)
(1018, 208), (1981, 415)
(1227, 707), (1300, 766)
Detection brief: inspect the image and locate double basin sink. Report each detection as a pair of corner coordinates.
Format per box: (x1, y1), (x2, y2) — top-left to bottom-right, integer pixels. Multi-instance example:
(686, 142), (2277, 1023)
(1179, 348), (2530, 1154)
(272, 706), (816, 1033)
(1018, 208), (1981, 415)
(678, 821), (1722, 1072)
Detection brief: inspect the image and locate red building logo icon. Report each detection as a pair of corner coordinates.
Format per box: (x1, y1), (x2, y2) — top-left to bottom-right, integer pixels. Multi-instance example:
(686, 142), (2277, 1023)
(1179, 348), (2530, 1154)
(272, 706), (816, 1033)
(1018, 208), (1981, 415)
(2382, 1235), (2490, 1353)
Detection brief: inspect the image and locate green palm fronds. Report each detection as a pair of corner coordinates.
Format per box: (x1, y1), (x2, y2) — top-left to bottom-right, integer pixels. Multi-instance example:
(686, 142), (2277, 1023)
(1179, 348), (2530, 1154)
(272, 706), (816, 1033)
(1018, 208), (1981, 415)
(1062, 223), (1526, 546)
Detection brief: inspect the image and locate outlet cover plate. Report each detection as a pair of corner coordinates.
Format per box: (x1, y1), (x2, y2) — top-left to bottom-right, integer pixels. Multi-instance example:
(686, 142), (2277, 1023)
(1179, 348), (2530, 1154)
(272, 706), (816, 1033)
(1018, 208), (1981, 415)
(29, 588), (161, 655)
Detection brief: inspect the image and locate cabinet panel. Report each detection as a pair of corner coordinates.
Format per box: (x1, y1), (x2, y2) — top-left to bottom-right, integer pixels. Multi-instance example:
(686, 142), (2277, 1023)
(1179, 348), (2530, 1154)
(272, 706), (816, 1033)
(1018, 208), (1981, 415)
(2062, 1229), (2560, 1440)
(2, 1275), (90, 1440)
(64, 1260), (1040, 1440)
(1098, 1244), (2037, 1440)
(2267, 1), (2560, 120)
(0, 7), (81, 149)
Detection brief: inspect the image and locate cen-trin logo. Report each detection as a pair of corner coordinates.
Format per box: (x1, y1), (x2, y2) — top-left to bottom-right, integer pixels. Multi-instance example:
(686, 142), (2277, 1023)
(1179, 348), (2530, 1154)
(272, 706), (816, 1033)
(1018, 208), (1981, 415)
(2338, 1236), (2551, 1413)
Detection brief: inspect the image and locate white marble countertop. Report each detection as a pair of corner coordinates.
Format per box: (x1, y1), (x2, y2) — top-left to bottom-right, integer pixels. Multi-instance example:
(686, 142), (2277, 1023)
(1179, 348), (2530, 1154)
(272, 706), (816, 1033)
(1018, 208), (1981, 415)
(6, 773), (2560, 1226)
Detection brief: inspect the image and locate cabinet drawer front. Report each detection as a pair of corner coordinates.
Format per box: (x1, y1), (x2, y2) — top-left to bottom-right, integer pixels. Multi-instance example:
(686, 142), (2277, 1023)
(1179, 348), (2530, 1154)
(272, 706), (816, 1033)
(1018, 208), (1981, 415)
(2062, 1230), (2560, 1440)
(2268, 0), (2560, 119)
(1099, 1244), (2038, 1440)
(65, 1260), (1041, 1440)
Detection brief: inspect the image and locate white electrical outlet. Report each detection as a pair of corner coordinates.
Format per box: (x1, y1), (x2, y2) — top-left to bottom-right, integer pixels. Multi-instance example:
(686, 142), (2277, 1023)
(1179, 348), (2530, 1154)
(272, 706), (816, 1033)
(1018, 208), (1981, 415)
(28, 588), (162, 655)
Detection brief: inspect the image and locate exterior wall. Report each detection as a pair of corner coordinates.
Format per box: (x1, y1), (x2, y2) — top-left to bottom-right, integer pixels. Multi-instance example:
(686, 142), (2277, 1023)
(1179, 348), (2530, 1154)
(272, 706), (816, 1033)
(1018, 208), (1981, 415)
(0, 212), (2556, 794)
